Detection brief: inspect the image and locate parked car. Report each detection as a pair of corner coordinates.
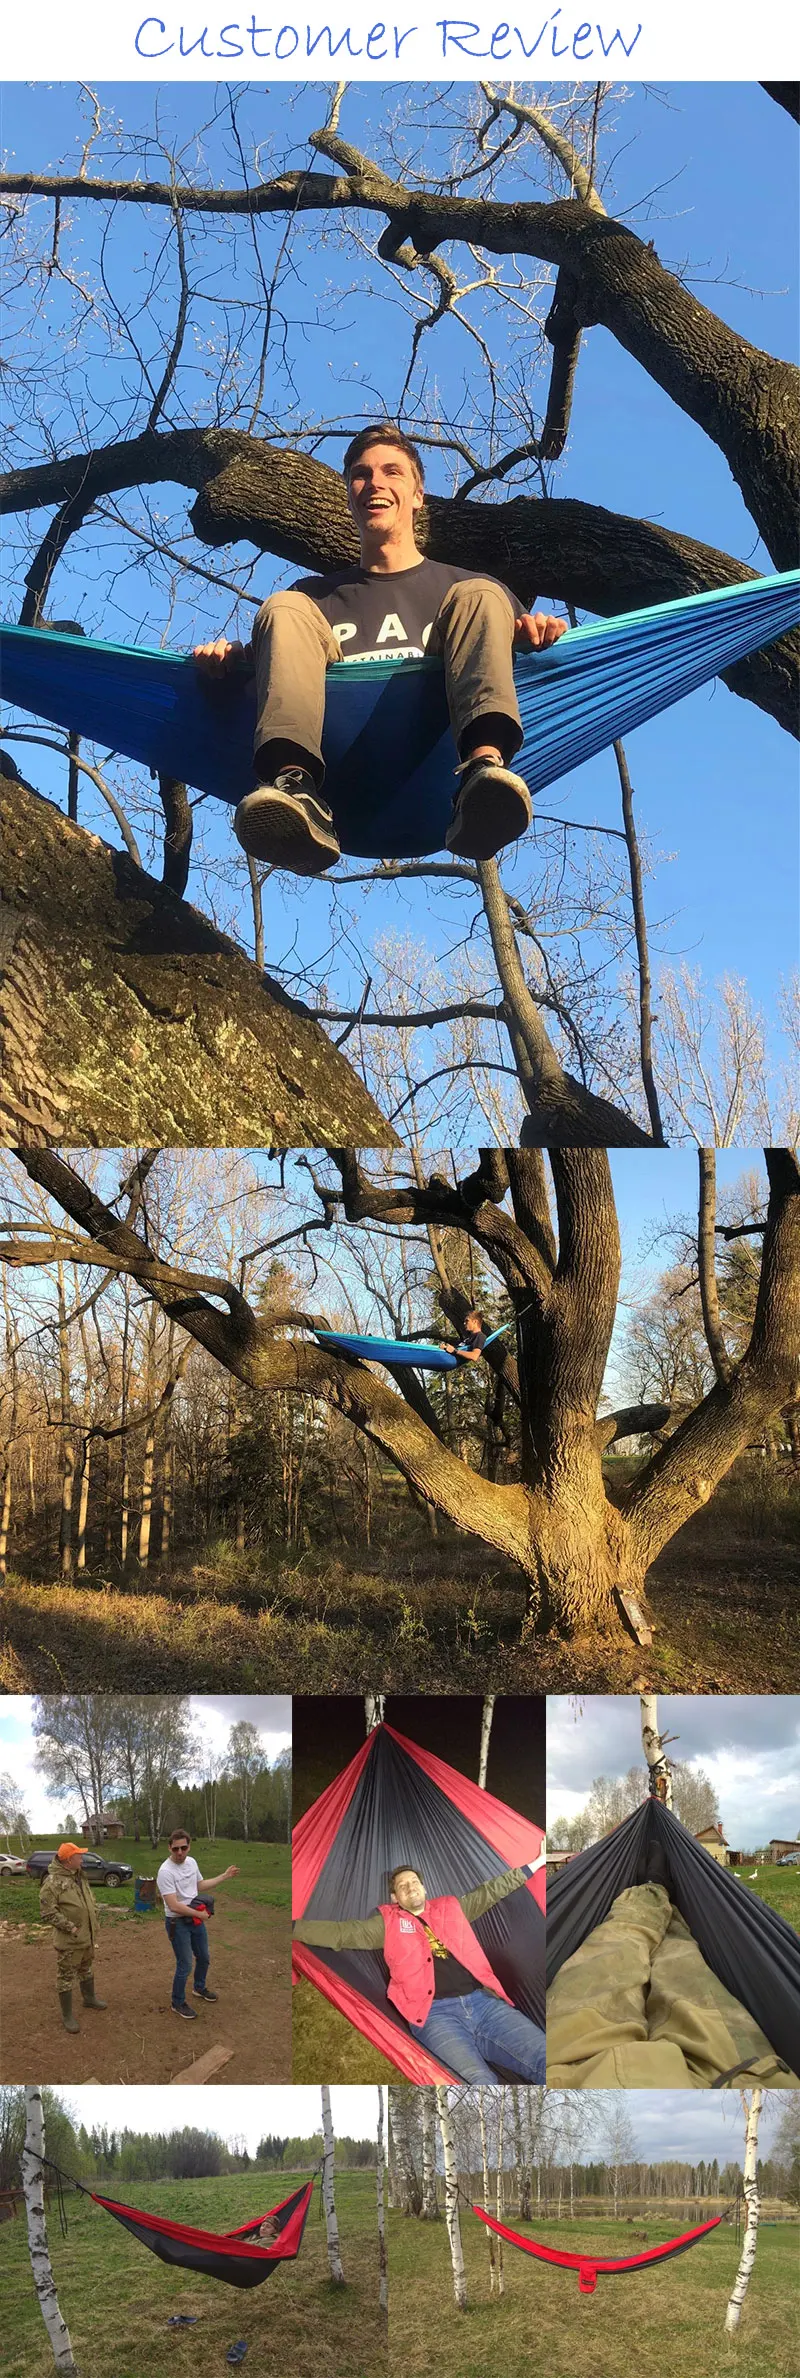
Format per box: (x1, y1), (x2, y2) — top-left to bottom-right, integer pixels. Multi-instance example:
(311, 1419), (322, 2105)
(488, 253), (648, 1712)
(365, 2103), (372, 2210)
(0, 1853), (28, 1877)
(26, 1850), (134, 1887)
(777, 1849), (800, 1866)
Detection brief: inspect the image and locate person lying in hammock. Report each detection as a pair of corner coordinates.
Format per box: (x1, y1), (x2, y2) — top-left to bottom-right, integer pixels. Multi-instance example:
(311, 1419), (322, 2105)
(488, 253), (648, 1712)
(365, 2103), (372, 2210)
(194, 422), (567, 874)
(451, 1307), (489, 1363)
(293, 1857), (545, 2084)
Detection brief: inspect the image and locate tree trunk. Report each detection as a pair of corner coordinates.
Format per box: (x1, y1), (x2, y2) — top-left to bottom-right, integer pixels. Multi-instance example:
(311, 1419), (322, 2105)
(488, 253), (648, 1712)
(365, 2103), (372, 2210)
(639, 1695), (673, 1806)
(478, 2090), (499, 2297)
(389, 2089), (422, 2216)
(421, 2091), (439, 2220)
(436, 2088), (467, 2311)
(0, 1451), (12, 1578)
(478, 1697), (496, 1789)
(495, 2092), (506, 2297)
(22, 2089), (78, 2376)
(376, 2089), (388, 2316)
(724, 2092), (763, 2336)
(159, 1434), (174, 1562)
(138, 1421), (155, 1568)
(320, 2086), (345, 2284)
(365, 1694), (385, 1732)
(75, 1441), (90, 1572)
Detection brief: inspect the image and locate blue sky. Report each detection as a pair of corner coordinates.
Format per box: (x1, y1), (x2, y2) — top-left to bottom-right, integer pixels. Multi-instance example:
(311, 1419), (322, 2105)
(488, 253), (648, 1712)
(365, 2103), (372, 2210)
(1, 79), (797, 1141)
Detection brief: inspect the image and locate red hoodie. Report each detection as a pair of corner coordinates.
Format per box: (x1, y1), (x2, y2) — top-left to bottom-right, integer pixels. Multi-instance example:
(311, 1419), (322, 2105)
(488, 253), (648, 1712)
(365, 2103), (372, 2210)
(378, 1895), (513, 2026)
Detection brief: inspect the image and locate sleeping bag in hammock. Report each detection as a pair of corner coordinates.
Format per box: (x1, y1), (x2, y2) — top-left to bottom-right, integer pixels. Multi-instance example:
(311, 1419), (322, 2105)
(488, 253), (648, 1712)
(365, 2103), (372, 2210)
(86, 2179), (313, 2287)
(292, 1720), (545, 2085)
(546, 1796), (800, 2078)
(1, 567), (798, 861)
(469, 2201), (726, 2295)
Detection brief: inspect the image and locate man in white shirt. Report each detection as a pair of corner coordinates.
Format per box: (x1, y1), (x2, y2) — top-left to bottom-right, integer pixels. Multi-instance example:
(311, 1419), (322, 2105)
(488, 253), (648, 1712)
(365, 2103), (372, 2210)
(156, 1828), (239, 2021)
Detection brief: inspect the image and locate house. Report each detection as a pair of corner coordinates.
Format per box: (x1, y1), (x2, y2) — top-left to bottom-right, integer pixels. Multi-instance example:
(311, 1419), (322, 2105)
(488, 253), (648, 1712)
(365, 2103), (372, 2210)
(80, 1816), (125, 1840)
(695, 1822), (729, 1866)
(768, 1838), (800, 1865)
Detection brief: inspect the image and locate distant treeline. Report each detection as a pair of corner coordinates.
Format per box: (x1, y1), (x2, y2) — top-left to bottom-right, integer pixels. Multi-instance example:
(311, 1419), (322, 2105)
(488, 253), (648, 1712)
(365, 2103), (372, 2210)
(0, 2093), (375, 2193)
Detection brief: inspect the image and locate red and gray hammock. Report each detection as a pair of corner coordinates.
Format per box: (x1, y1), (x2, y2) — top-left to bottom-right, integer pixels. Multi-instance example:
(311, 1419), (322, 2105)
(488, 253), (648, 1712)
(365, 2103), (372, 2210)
(292, 1720), (545, 2085)
(470, 2201), (725, 2294)
(82, 2179), (314, 2288)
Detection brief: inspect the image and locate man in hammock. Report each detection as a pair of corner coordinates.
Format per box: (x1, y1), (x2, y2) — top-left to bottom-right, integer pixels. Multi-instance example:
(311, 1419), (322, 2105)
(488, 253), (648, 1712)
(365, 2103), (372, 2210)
(156, 1828), (239, 2022)
(194, 423), (567, 874)
(293, 1857), (546, 2083)
(451, 1306), (489, 1363)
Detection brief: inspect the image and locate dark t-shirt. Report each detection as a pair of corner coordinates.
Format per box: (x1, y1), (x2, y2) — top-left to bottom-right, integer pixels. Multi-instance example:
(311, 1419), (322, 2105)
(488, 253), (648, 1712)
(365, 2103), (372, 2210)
(292, 559), (523, 663)
(416, 1919), (482, 2001)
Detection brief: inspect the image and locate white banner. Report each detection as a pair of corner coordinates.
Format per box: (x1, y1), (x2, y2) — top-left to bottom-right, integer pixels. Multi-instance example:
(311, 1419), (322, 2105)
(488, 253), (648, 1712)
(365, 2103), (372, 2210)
(0, 4), (798, 79)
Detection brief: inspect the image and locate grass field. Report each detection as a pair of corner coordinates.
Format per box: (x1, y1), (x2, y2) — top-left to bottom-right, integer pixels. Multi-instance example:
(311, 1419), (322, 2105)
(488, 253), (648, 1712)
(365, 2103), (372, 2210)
(1, 2169), (385, 2378)
(387, 2204), (799, 2378)
(736, 1865), (800, 1931)
(0, 1836), (290, 1931)
(2, 1474), (798, 1694)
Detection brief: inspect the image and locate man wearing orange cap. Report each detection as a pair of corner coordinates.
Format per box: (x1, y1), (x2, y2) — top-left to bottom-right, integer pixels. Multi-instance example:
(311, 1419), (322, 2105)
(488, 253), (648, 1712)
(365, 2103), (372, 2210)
(39, 1843), (107, 2034)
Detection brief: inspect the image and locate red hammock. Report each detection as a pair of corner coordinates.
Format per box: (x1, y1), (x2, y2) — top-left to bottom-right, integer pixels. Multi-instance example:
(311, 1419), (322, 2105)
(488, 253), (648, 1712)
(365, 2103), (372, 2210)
(88, 2179), (314, 2288)
(471, 2202), (724, 2294)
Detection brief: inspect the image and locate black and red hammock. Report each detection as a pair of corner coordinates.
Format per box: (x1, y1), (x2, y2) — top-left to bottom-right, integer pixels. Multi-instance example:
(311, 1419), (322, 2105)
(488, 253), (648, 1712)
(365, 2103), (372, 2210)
(471, 2201), (725, 2294)
(86, 2179), (314, 2288)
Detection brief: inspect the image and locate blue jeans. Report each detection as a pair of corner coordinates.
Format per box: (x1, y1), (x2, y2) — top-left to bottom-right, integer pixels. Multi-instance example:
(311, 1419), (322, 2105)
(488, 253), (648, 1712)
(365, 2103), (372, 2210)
(409, 1989), (546, 2082)
(165, 1917), (210, 2007)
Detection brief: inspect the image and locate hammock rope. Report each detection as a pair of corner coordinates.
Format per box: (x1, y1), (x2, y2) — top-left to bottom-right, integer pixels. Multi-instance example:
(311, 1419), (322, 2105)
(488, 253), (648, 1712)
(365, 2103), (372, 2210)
(467, 2196), (730, 2294)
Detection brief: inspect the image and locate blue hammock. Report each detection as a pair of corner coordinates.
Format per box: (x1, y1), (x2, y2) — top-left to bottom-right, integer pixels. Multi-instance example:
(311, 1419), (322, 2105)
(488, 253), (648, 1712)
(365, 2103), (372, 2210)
(1, 569), (797, 861)
(313, 1320), (510, 1369)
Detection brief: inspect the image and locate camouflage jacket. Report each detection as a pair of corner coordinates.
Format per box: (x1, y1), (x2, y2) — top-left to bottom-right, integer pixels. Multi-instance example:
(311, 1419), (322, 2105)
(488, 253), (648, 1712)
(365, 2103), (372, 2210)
(39, 1864), (98, 1950)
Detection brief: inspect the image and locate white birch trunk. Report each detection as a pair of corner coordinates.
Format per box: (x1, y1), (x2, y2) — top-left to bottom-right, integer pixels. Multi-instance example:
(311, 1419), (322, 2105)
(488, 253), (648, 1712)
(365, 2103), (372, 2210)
(320, 2085), (345, 2283)
(478, 1696), (496, 1789)
(496, 2090), (505, 2297)
(639, 1693), (673, 1805)
(436, 2087), (467, 2311)
(365, 1693), (385, 1732)
(376, 2089), (388, 2314)
(388, 2088), (421, 2214)
(478, 2089), (498, 2295)
(724, 2091), (763, 2336)
(22, 2089), (78, 2376)
(421, 2090), (439, 2219)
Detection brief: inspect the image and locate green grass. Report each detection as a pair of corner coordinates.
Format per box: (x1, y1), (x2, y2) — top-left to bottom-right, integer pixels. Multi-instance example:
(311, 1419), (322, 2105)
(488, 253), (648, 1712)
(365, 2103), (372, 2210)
(735, 1864), (800, 1929)
(292, 1977), (401, 2085)
(1, 2169), (385, 2378)
(1, 1838), (289, 1932)
(387, 2205), (799, 2378)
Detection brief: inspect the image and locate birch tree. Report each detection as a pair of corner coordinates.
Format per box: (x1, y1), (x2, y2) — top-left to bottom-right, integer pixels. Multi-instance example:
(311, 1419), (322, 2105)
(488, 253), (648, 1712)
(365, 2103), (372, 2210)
(478, 2089), (500, 2297)
(724, 2090), (763, 2337)
(320, 2085), (345, 2285)
(388, 2090), (422, 2217)
(639, 1695), (674, 1807)
(22, 2088), (78, 2378)
(421, 2091), (439, 2220)
(376, 2089), (388, 2316)
(478, 1697), (496, 1791)
(436, 2087), (467, 2311)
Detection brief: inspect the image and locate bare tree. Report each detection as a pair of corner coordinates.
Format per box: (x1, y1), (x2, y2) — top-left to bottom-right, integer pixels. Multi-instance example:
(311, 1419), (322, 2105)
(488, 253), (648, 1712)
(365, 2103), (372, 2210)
(21, 2089), (78, 2377)
(436, 2087), (467, 2311)
(376, 2089), (388, 2315)
(320, 2085), (345, 2285)
(4, 1143), (797, 1635)
(724, 2090), (763, 2336)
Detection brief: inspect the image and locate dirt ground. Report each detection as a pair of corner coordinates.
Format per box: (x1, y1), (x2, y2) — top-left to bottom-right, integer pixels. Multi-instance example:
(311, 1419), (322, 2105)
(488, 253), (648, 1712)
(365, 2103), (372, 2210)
(0, 1897), (291, 2083)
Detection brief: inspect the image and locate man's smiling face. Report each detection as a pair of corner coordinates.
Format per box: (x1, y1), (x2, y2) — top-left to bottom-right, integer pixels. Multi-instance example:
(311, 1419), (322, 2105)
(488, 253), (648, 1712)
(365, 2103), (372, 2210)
(390, 1867), (427, 1914)
(346, 443), (424, 550)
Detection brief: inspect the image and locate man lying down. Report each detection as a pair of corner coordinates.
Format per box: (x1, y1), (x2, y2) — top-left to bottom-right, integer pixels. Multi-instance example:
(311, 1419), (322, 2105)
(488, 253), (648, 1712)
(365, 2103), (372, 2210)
(546, 1879), (799, 2090)
(294, 1857), (545, 2084)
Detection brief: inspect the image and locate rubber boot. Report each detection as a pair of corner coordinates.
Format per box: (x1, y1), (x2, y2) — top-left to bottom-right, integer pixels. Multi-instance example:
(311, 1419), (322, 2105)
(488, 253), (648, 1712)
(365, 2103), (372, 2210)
(80, 1976), (107, 2009)
(59, 1990), (80, 2033)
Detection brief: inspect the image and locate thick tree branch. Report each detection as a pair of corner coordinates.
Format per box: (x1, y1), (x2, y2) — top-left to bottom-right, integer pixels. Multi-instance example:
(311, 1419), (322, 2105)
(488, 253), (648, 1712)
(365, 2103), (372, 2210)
(697, 1149), (733, 1387)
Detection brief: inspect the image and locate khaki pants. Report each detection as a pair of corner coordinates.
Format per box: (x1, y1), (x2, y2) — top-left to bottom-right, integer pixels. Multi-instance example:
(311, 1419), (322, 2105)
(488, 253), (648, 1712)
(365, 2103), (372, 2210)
(251, 579), (523, 786)
(55, 1941), (95, 1991)
(546, 1884), (798, 2090)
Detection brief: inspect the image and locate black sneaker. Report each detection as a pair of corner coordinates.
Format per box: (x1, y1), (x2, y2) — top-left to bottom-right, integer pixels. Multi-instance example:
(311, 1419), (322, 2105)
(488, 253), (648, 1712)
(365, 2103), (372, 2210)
(192, 1986), (218, 2001)
(234, 767), (341, 874)
(445, 757), (531, 861)
(172, 2000), (198, 2019)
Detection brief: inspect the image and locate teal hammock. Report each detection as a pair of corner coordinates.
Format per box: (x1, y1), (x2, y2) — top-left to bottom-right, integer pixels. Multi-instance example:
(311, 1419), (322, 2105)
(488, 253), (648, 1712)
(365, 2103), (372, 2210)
(1, 568), (797, 860)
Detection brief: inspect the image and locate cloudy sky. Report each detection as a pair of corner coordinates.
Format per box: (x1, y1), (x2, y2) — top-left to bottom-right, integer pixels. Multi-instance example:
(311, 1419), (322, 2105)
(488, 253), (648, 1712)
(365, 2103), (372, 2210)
(49, 2084), (379, 2150)
(547, 2090), (789, 2161)
(0, 1697), (291, 1831)
(547, 1697), (800, 1848)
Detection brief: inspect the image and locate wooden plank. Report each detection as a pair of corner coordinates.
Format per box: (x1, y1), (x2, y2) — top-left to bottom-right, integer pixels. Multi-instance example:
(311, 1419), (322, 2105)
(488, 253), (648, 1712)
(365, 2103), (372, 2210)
(170, 2044), (235, 2086)
(614, 1589), (653, 1647)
